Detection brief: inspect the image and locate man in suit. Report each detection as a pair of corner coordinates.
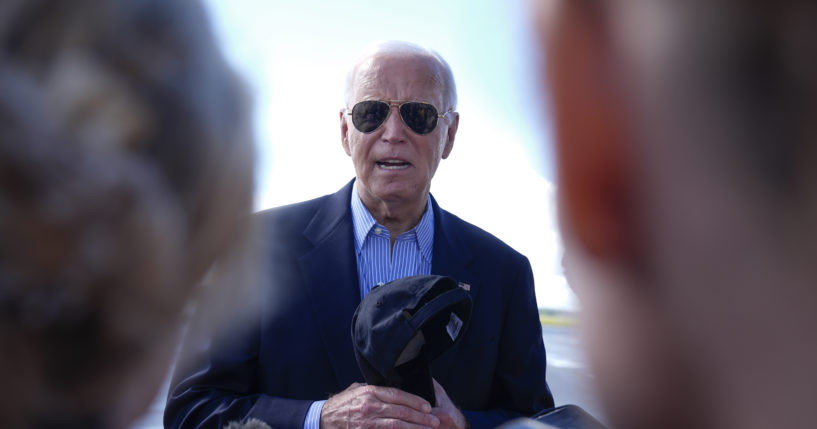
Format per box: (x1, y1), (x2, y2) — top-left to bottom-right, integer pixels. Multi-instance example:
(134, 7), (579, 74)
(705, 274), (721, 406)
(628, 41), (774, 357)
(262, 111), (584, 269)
(165, 41), (554, 429)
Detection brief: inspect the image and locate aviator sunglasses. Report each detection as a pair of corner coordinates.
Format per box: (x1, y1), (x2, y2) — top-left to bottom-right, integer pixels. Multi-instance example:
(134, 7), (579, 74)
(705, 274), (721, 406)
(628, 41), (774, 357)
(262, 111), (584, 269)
(348, 100), (454, 135)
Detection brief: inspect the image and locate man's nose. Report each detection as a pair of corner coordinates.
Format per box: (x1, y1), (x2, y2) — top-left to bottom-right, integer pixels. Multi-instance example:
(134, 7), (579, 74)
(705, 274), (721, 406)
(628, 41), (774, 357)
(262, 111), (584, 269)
(380, 105), (408, 142)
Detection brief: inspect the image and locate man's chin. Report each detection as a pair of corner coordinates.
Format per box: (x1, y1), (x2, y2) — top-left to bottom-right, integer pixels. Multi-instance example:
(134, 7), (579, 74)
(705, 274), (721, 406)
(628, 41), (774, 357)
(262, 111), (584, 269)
(363, 183), (426, 206)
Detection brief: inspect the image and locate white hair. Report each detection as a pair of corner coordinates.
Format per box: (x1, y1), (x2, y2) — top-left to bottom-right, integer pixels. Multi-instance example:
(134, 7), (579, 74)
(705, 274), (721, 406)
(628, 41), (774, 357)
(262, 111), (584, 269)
(343, 40), (458, 111)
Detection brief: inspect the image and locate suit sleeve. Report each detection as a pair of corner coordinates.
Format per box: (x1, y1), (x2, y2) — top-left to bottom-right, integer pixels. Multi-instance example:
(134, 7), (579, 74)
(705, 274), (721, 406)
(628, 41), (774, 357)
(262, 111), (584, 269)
(163, 308), (313, 429)
(462, 256), (555, 429)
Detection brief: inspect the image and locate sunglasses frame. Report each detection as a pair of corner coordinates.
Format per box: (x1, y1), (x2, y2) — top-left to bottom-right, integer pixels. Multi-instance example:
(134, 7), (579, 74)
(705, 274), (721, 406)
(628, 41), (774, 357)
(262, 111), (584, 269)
(346, 100), (454, 135)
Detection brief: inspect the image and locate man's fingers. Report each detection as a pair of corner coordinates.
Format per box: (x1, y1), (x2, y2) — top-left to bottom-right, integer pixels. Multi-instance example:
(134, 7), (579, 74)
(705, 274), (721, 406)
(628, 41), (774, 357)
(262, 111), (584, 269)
(431, 379), (445, 401)
(374, 419), (437, 429)
(381, 404), (440, 428)
(431, 410), (455, 426)
(322, 384), (440, 429)
(429, 380), (467, 429)
(371, 386), (432, 413)
(358, 398), (438, 427)
(430, 379), (451, 408)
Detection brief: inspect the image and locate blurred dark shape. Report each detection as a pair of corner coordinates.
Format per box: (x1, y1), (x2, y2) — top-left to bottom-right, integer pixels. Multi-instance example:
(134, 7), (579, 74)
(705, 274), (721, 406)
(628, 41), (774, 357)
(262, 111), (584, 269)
(497, 405), (606, 429)
(539, 1), (817, 429)
(0, 0), (254, 427)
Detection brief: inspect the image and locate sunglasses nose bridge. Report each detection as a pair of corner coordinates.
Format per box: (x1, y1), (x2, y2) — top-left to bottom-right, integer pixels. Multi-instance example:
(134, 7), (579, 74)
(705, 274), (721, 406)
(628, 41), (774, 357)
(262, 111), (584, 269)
(380, 103), (410, 138)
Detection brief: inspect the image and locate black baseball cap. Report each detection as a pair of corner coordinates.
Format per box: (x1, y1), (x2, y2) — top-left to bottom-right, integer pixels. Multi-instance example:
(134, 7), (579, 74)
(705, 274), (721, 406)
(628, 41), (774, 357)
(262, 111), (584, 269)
(351, 275), (473, 405)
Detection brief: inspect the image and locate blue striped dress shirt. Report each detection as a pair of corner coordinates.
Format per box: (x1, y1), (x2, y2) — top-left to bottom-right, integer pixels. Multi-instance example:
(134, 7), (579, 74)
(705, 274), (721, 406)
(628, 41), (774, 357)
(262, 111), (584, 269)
(351, 181), (435, 298)
(303, 180), (435, 429)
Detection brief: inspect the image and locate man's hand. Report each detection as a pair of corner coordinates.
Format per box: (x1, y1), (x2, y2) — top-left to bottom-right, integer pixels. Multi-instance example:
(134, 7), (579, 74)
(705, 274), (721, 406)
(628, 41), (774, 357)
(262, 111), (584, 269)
(321, 383), (441, 429)
(430, 379), (468, 429)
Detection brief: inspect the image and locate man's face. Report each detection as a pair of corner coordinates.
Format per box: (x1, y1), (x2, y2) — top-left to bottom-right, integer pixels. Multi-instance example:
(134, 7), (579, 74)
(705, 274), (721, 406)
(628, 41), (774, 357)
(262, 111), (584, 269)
(341, 53), (457, 209)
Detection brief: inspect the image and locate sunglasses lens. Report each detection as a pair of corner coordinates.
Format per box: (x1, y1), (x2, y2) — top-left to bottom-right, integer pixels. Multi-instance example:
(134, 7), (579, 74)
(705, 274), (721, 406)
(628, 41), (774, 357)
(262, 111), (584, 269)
(351, 101), (390, 133)
(400, 102), (438, 135)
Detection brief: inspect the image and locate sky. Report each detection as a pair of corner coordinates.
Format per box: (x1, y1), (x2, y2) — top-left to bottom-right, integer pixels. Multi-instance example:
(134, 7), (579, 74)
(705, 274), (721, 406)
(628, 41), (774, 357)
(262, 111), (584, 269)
(201, 0), (577, 310)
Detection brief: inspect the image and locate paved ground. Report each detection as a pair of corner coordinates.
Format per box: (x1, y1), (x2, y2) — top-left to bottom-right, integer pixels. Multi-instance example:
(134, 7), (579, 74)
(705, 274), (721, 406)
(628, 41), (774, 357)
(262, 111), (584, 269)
(130, 325), (604, 428)
(540, 325), (606, 423)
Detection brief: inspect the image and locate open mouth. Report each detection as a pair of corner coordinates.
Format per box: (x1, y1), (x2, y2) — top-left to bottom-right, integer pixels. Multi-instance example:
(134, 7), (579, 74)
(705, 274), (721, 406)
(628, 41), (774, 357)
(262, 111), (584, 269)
(376, 159), (412, 170)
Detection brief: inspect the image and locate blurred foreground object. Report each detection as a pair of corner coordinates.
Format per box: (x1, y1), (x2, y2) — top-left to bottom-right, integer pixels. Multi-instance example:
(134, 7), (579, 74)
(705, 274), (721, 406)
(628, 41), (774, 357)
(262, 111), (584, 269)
(0, 0), (254, 427)
(539, 0), (817, 429)
(498, 405), (606, 429)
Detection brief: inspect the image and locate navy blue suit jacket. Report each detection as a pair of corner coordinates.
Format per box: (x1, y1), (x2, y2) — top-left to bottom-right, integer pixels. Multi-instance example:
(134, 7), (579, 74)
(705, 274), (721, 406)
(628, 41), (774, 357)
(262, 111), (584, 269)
(165, 180), (554, 429)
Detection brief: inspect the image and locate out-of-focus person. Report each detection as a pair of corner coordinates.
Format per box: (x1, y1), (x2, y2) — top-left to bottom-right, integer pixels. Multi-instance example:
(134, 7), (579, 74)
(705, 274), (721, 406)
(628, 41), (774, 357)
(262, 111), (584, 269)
(0, 0), (254, 427)
(165, 41), (554, 429)
(539, 1), (817, 429)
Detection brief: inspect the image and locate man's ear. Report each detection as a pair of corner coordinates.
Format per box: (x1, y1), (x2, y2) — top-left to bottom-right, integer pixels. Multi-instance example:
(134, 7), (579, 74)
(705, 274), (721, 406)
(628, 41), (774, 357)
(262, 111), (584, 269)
(340, 109), (352, 156)
(545, 2), (635, 263)
(441, 112), (458, 159)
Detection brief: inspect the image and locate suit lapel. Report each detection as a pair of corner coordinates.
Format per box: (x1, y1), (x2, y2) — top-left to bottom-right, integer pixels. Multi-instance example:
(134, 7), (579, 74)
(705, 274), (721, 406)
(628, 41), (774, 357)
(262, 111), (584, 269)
(430, 195), (477, 292)
(299, 180), (363, 389)
(429, 196), (480, 379)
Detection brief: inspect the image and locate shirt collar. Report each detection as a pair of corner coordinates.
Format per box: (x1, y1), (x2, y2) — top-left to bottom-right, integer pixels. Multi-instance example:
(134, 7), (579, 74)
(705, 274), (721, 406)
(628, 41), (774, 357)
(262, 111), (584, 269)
(350, 180), (434, 262)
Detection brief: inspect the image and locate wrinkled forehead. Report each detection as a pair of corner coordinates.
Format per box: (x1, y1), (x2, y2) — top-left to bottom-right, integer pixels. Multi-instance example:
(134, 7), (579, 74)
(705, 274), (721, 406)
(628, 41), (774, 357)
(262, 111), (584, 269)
(351, 54), (445, 107)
